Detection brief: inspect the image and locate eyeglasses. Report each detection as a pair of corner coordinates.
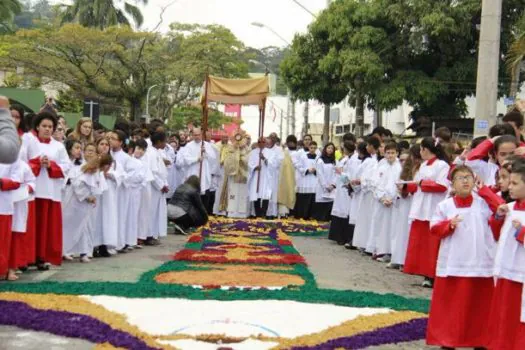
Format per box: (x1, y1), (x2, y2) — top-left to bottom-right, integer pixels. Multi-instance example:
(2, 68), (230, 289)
(453, 175), (474, 182)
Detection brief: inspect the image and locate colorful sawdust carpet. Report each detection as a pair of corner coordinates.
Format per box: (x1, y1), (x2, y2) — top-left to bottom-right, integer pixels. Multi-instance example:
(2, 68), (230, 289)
(0, 218), (429, 349)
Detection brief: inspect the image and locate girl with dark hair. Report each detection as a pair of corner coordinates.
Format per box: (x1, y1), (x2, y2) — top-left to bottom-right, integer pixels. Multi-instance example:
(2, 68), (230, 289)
(10, 105), (26, 135)
(352, 136), (380, 251)
(403, 137), (450, 288)
(24, 112), (71, 270)
(328, 141), (356, 245)
(313, 143), (337, 221)
(64, 139), (82, 167)
(389, 145), (422, 269)
(345, 142), (371, 249)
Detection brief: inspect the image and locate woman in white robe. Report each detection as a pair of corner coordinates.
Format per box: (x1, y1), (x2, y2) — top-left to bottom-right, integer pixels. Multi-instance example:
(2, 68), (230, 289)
(313, 143), (337, 222)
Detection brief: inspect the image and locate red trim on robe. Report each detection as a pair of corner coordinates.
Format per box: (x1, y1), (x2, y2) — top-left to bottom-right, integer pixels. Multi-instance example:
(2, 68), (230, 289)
(47, 161), (64, 179)
(405, 183), (418, 194)
(37, 137), (51, 144)
(430, 220), (455, 239)
(515, 200), (525, 211)
(489, 214), (505, 241)
(420, 180), (448, 193)
(28, 158), (41, 177)
(427, 157), (438, 166)
(447, 164), (456, 181)
(467, 139), (493, 161)
(0, 179), (20, 191)
(453, 195), (473, 208)
(516, 227), (525, 244)
(478, 186), (505, 213)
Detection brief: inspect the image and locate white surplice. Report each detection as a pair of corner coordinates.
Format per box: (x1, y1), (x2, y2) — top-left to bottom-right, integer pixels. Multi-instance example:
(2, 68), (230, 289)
(366, 159), (402, 255)
(11, 151), (36, 233)
(331, 156), (352, 218)
(149, 147), (168, 238)
(93, 162), (121, 249)
(352, 155), (378, 249)
(315, 158), (336, 203)
(266, 145), (284, 217)
(390, 193), (413, 265)
(62, 169), (104, 256)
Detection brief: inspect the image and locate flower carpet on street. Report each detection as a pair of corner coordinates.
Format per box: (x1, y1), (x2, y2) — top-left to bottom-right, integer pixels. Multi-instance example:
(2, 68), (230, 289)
(0, 218), (429, 349)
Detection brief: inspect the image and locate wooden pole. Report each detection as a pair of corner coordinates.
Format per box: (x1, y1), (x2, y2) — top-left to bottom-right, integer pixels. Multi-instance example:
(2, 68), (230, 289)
(256, 98), (267, 193)
(199, 73), (209, 183)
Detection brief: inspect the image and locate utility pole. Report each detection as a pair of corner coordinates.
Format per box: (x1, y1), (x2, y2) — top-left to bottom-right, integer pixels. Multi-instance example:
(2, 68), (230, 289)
(286, 96), (291, 136)
(279, 110), (284, 140)
(473, 0), (502, 137)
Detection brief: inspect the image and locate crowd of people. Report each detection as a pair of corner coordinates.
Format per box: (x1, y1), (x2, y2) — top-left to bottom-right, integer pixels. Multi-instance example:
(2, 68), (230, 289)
(3, 94), (525, 348)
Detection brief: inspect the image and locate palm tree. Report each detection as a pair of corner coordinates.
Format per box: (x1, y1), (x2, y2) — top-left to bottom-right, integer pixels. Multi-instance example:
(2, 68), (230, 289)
(507, 12), (525, 98)
(61, 0), (148, 29)
(0, 0), (22, 33)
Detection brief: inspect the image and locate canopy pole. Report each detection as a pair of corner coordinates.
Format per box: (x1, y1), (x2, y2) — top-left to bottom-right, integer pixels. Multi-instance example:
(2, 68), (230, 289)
(199, 72), (210, 184)
(256, 99), (267, 194)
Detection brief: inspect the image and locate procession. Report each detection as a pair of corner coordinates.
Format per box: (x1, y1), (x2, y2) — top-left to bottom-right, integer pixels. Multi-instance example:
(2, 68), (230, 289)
(2, 0), (525, 349)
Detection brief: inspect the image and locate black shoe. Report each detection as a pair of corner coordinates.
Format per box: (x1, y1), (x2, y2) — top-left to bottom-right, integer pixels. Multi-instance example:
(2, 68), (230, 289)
(145, 237), (161, 246)
(92, 248), (101, 258)
(18, 266), (28, 272)
(98, 245), (111, 258)
(37, 264), (49, 271)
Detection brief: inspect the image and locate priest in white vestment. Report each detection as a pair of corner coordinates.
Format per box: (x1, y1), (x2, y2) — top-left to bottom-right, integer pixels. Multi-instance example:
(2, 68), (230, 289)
(264, 136), (284, 218)
(175, 128), (217, 210)
(248, 137), (277, 218)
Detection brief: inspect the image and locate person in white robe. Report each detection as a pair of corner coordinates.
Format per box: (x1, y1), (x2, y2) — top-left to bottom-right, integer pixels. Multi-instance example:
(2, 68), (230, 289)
(352, 136), (381, 250)
(313, 142), (337, 222)
(365, 143), (402, 258)
(346, 143), (368, 249)
(93, 137), (120, 257)
(294, 142), (318, 219)
(62, 157), (111, 262)
(149, 132), (169, 240)
(248, 138), (277, 218)
(175, 127), (217, 211)
(328, 141), (356, 244)
(265, 136), (284, 218)
(131, 139), (154, 245)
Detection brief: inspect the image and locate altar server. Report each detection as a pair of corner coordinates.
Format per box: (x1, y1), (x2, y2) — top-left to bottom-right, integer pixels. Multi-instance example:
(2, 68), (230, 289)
(426, 165), (496, 348)
(352, 136), (380, 250)
(313, 142), (337, 221)
(366, 141), (402, 258)
(9, 146), (36, 276)
(0, 160), (21, 280)
(26, 112), (71, 269)
(248, 137), (276, 218)
(149, 132), (169, 240)
(294, 141), (318, 220)
(328, 141), (355, 244)
(93, 137), (120, 256)
(403, 137), (450, 288)
(487, 158), (525, 349)
(62, 152), (111, 262)
(265, 135), (284, 218)
(389, 146), (421, 269)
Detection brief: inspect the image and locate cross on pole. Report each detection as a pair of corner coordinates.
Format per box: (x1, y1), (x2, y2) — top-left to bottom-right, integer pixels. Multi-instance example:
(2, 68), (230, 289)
(84, 100), (99, 119)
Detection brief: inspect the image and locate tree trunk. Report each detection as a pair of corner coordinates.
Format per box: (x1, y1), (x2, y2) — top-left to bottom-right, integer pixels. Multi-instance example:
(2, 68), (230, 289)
(130, 99), (142, 122)
(323, 103), (330, 145)
(303, 101), (309, 136)
(355, 91), (365, 137)
(510, 62), (521, 98)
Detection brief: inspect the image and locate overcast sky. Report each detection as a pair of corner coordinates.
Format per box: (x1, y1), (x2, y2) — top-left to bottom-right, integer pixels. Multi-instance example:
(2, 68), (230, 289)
(140, 0), (327, 48)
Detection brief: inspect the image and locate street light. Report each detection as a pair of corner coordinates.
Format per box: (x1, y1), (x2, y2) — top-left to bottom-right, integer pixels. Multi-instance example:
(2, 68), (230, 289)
(145, 83), (175, 118)
(250, 22), (291, 46)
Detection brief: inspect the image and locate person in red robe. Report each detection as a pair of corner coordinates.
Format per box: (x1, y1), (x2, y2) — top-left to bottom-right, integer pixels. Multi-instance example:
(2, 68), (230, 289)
(488, 158), (525, 350)
(25, 112), (70, 270)
(426, 165), (501, 349)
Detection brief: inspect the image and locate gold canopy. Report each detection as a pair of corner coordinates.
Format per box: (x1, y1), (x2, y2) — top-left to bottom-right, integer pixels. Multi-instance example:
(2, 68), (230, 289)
(201, 75), (270, 107)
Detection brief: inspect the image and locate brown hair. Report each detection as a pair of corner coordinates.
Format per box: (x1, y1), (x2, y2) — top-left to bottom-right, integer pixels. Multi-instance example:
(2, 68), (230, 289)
(68, 117), (95, 144)
(450, 165), (474, 181)
(81, 153), (113, 174)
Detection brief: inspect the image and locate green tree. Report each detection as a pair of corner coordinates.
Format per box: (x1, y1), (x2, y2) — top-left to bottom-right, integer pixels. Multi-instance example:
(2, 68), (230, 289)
(148, 23), (251, 120)
(61, 0), (147, 29)
(247, 46), (289, 95)
(56, 89), (83, 113)
(1, 72), (23, 88)
(167, 105), (237, 131)
(0, 0), (22, 33)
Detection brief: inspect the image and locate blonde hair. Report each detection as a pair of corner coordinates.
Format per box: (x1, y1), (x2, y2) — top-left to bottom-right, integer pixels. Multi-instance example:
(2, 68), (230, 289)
(81, 153), (113, 174)
(69, 117), (94, 144)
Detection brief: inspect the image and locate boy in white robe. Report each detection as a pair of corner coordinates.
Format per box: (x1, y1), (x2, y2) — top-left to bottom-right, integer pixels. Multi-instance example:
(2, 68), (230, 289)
(265, 135), (284, 218)
(365, 142), (402, 258)
(149, 132), (169, 241)
(248, 138), (276, 218)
